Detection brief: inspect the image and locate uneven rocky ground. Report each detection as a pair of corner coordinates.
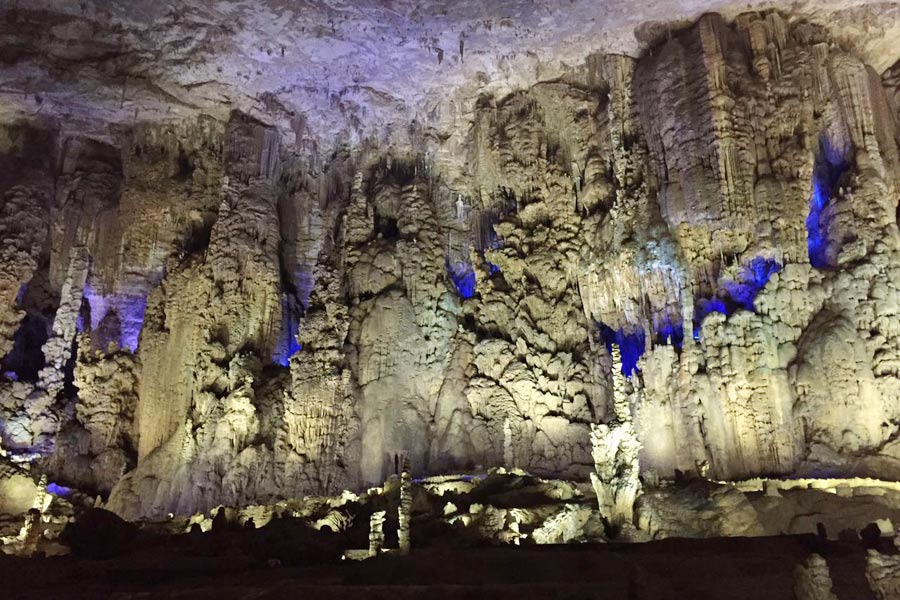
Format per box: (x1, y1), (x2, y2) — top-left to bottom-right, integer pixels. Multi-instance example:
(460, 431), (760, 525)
(0, 535), (876, 600)
(1, 471), (897, 598)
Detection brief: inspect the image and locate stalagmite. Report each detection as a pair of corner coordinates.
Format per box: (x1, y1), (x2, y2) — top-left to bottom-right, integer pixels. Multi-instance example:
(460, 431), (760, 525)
(695, 460), (710, 479)
(17, 474), (49, 556)
(794, 554), (840, 600)
(0, 6), (898, 553)
(590, 345), (642, 532)
(368, 510), (386, 557)
(503, 417), (513, 468)
(590, 422), (642, 531)
(18, 508), (41, 556)
(31, 474), (49, 514)
(398, 464), (412, 554)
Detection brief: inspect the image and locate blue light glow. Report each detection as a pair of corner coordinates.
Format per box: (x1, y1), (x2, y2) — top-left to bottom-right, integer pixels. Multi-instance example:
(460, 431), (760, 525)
(15, 283), (27, 306)
(654, 319), (684, 348)
(692, 257), (782, 340)
(807, 139), (850, 269)
(273, 341), (302, 367)
(117, 297), (148, 352)
(697, 297), (728, 318)
(746, 256), (781, 288)
(81, 284), (148, 352)
(447, 260), (477, 299)
(692, 297), (729, 342)
(47, 483), (71, 496)
(721, 257), (782, 311)
(598, 323), (645, 377)
(272, 294), (303, 367)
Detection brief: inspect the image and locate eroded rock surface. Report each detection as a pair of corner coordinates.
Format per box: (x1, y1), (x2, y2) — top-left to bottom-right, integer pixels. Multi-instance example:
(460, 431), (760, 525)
(1, 7), (900, 521)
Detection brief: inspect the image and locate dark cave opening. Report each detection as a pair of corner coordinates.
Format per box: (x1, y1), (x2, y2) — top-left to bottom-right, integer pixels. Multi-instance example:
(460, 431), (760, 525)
(179, 216), (215, 256)
(61, 334), (79, 401)
(652, 317), (684, 349)
(374, 209), (399, 239)
(173, 149), (195, 182)
(1, 313), (49, 382)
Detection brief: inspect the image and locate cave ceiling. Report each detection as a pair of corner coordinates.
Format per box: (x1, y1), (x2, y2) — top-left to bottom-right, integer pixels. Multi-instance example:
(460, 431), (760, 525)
(4, 0), (900, 154)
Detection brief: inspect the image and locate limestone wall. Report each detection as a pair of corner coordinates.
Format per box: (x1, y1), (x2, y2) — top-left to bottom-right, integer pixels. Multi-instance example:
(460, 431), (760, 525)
(1, 11), (900, 519)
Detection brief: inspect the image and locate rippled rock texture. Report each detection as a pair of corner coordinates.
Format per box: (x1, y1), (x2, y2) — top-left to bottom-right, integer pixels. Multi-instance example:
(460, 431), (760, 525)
(2, 9), (900, 520)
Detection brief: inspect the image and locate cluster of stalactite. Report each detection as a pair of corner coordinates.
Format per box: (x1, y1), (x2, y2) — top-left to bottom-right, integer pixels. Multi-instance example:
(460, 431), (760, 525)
(1, 10), (900, 519)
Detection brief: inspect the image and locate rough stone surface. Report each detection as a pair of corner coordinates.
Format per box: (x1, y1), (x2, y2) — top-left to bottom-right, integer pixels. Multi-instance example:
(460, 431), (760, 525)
(2, 5), (900, 523)
(867, 541), (900, 600)
(4, 1), (900, 153)
(794, 554), (840, 600)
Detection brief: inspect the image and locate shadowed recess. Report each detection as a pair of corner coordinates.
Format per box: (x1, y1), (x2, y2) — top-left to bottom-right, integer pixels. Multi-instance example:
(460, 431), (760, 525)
(807, 137), (851, 269)
(598, 323), (645, 377)
(447, 259), (477, 299)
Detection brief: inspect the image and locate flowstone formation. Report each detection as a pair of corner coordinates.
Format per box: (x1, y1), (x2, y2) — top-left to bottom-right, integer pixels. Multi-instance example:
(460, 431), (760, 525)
(624, 12), (900, 482)
(589, 345), (642, 532)
(1, 5), (900, 537)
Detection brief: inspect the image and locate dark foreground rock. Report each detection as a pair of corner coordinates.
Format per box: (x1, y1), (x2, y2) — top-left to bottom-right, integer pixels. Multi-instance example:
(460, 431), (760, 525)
(59, 508), (138, 559)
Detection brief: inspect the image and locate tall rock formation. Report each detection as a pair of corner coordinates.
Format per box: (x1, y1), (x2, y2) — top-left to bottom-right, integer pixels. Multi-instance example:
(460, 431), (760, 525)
(1, 9), (900, 519)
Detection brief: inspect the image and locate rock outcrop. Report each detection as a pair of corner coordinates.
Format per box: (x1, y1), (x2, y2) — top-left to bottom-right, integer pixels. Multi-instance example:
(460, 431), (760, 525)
(1, 8), (900, 521)
(795, 554), (840, 600)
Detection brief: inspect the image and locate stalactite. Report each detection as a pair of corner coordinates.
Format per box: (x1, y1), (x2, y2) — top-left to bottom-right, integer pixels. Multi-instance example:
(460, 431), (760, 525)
(0, 8), (899, 522)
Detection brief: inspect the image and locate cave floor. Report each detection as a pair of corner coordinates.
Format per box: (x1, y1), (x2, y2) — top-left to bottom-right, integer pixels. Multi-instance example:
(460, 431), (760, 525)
(0, 534), (879, 599)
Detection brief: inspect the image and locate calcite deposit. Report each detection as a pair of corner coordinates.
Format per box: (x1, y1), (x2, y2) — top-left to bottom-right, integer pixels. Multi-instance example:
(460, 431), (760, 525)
(2, 2), (900, 566)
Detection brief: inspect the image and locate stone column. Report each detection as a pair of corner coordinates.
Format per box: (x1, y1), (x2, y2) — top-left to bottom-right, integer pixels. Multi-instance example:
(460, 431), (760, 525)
(398, 463), (412, 554)
(37, 247), (90, 400)
(610, 344), (628, 419)
(368, 510), (386, 557)
(16, 247), (91, 449)
(590, 343), (642, 533)
(503, 417), (513, 468)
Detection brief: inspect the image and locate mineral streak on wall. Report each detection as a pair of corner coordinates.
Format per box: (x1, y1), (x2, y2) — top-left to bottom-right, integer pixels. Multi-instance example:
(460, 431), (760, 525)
(1, 5), (900, 520)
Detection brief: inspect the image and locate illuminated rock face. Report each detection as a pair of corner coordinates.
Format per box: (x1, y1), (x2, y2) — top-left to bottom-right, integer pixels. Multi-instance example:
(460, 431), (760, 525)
(2, 8), (900, 519)
(625, 13), (900, 481)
